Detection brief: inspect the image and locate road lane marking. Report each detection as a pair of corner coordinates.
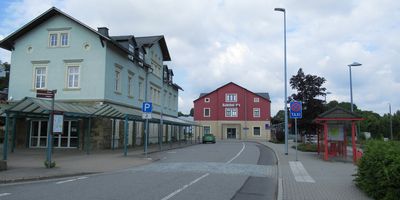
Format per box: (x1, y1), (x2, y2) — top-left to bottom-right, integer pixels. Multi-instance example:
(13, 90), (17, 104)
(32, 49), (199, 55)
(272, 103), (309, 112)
(289, 161), (315, 183)
(226, 142), (246, 164)
(0, 193), (11, 197)
(56, 176), (88, 184)
(160, 142), (247, 200)
(161, 173), (210, 200)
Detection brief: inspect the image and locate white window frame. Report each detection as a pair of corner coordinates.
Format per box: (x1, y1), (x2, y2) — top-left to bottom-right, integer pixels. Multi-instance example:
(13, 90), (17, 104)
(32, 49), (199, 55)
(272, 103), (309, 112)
(204, 126), (211, 134)
(128, 73), (134, 97)
(204, 108), (210, 117)
(33, 65), (47, 90)
(114, 68), (121, 93)
(204, 98), (210, 103)
(253, 126), (261, 136)
(253, 108), (260, 118)
(60, 32), (69, 47)
(225, 108), (238, 117)
(66, 64), (80, 89)
(138, 78), (144, 100)
(254, 97), (259, 103)
(225, 93), (237, 102)
(48, 31), (70, 48)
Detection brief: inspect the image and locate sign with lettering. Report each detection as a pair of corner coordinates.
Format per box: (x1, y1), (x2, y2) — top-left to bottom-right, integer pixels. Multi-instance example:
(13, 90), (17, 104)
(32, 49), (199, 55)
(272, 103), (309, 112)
(36, 89), (56, 98)
(290, 101), (302, 119)
(222, 103), (240, 107)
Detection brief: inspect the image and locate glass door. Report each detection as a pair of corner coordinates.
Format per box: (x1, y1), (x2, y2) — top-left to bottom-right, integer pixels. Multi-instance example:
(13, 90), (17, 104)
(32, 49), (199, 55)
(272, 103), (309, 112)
(227, 128), (237, 139)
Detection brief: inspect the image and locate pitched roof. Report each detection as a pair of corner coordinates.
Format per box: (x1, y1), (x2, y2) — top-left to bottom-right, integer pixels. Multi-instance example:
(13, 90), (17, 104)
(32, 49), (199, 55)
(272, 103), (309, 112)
(135, 36), (171, 61)
(314, 106), (363, 122)
(0, 7), (110, 51)
(194, 82), (271, 102)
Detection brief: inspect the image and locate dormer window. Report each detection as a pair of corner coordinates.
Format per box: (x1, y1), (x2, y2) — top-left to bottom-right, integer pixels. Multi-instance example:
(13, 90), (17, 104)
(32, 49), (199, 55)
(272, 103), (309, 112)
(128, 44), (134, 53)
(138, 52), (144, 66)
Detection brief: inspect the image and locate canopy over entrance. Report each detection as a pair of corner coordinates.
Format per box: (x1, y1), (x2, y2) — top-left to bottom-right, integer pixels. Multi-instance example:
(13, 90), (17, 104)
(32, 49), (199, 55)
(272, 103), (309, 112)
(314, 107), (364, 163)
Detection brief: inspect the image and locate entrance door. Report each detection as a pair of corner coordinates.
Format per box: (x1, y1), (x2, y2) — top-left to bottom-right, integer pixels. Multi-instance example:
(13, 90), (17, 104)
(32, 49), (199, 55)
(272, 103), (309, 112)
(227, 128), (237, 139)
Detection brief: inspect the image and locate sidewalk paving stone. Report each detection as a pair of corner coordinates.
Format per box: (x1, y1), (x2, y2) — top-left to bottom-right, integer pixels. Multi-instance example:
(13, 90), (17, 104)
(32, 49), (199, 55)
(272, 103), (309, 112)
(259, 141), (371, 200)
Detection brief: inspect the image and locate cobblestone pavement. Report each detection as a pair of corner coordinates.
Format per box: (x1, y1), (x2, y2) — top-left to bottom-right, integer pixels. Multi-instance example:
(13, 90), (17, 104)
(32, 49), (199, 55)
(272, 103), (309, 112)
(259, 141), (371, 200)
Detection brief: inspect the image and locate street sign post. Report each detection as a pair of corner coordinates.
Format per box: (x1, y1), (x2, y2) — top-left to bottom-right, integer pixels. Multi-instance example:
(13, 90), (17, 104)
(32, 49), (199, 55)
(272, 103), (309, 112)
(142, 102), (152, 156)
(36, 89), (57, 168)
(290, 101), (302, 161)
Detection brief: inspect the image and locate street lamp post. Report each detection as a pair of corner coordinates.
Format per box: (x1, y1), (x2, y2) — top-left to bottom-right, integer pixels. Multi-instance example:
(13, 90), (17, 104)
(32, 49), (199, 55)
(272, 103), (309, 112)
(274, 7), (289, 155)
(389, 103), (393, 140)
(324, 91), (332, 104)
(348, 62), (362, 112)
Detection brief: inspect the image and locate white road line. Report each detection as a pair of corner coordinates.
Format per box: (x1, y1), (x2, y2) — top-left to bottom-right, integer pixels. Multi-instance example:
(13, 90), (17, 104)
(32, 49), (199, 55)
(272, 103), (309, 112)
(289, 161), (315, 183)
(56, 176), (88, 184)
(161, 173), (210, 200)
(0, 193), (11, 197)
(160, 142), (246, 200)
(226, 142), (246, 164)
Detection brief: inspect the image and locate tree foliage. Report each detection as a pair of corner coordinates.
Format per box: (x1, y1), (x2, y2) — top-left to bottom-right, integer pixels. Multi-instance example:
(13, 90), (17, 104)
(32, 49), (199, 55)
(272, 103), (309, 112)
(289, 68), (327, 134)
(0, 61), (10, 90)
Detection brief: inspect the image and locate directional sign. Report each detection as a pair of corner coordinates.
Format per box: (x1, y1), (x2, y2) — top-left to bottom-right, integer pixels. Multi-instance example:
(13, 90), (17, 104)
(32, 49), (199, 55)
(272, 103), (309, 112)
(36, 89), (56, 98)
(290, 101), (302, 119)
(142, 102), (152, 113)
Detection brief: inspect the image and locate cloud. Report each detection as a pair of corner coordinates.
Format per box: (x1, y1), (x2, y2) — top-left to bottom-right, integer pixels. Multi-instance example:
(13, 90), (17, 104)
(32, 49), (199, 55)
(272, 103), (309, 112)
(0, 0), (399, 116)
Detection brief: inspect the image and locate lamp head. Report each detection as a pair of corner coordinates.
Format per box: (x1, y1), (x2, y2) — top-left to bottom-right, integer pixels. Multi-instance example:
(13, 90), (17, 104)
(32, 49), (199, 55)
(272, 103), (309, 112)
(348, 62), (362, 67)
(274, 8), (285, 12)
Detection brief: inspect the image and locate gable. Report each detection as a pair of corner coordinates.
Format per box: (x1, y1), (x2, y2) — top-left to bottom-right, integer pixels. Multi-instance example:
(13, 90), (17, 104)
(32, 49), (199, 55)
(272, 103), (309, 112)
(193, 82), (270, 103)
(0, 7), (109, 51)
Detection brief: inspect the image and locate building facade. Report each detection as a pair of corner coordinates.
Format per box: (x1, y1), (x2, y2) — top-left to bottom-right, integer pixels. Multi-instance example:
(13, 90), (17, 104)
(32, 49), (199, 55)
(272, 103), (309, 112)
(0, 7), (192, 152)
(194, 82), (271, 140)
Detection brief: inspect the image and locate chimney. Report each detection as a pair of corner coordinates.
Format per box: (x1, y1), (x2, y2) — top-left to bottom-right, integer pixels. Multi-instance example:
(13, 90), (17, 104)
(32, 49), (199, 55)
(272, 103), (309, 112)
(97, 27), (109, 37)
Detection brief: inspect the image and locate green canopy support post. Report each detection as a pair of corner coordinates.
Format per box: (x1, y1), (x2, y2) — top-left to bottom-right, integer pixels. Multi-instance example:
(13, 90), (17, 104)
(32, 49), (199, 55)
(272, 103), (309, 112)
(2, 113), (10, 160)
(132, 121), (136, 148)
(11, 117), (16, 153)
(46, 112), (53, 168)
(124, 115), (128, 156)
(85, 118), (92, 155)
(178, 126), (181, 146)
(112, 119), (116, 150)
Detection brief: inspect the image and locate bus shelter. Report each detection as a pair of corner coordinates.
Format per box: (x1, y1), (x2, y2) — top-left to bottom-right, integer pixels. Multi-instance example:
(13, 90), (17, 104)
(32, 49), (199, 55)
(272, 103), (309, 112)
(314, 107), (363, 163)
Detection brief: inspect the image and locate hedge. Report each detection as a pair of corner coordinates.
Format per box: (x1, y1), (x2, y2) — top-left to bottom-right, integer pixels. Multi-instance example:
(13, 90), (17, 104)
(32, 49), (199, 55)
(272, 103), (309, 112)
(354, 140), (400, 200)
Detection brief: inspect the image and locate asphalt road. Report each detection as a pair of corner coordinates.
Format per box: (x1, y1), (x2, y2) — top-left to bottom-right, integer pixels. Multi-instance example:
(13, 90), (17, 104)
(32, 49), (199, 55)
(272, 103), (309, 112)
(0, 141), (277, 200)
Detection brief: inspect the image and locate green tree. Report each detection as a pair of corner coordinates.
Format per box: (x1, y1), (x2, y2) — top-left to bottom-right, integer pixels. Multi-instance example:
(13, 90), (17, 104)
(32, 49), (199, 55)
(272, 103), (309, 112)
(272, 110), (285, 124)
(189, 108), (194, 116)
(0, 61), (10, 90)
(289, 68), (327, 134)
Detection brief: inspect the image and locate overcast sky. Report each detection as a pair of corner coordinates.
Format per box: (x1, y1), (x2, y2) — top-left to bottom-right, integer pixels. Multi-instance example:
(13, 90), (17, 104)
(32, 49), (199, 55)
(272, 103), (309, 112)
(1, 0), (399, 116)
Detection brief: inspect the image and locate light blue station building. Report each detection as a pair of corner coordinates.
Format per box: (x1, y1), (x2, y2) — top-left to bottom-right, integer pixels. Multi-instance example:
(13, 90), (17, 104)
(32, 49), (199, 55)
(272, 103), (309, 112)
(0, 7), (198, 156)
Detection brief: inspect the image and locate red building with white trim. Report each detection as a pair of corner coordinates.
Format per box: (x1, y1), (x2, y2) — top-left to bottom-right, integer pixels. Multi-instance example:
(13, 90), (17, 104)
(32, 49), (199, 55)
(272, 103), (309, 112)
(194, 82), (271, 140)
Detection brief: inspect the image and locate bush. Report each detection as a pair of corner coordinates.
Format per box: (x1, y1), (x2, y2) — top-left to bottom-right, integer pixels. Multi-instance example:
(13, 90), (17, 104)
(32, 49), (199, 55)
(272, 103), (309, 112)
(354, 140), (400, 200)
(44, 160), (56, 168)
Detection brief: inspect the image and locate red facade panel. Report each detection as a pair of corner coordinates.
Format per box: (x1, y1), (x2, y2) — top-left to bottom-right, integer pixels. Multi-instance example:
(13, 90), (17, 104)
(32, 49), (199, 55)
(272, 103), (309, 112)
(193, 82), (271, 121)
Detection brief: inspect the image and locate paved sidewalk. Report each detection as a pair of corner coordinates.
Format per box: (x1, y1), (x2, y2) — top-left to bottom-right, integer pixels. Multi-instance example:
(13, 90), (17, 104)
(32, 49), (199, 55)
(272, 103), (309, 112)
(259, 141), (371, 200)
(0, 142), (197, 184)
